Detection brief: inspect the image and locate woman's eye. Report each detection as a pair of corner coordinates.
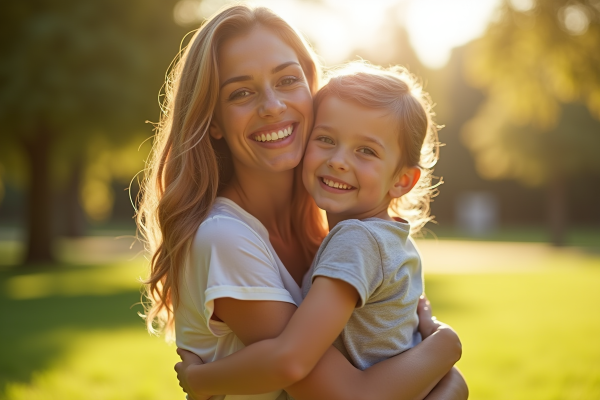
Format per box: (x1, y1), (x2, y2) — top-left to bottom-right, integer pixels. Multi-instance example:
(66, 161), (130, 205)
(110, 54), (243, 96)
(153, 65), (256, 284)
(229, 89), (252, 100)
(358, 147), (376, 156)
(279, 76), (299, 86)
(317, 136), (334, 145)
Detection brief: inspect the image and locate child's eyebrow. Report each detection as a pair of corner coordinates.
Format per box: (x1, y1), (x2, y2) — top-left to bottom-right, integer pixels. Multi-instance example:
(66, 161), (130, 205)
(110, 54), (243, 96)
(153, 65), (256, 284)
(314, 125), (385, 148)
(356, 134), (385, 149)
(313, 124), (336, 133)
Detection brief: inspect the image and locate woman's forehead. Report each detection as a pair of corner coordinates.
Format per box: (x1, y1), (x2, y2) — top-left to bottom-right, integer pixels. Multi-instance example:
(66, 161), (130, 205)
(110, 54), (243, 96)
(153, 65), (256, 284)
(217, 27), (301, 82)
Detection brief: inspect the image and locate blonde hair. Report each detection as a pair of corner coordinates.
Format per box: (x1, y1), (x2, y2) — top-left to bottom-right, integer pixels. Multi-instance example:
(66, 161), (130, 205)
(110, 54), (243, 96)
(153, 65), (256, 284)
(313, 61), (440, 234)
(136, 4), (326, 340)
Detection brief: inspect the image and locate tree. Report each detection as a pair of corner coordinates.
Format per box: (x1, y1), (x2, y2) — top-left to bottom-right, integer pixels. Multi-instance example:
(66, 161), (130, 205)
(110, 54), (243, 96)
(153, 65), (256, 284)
(0, 0), (186, 264)
(462, 0), (600, 245)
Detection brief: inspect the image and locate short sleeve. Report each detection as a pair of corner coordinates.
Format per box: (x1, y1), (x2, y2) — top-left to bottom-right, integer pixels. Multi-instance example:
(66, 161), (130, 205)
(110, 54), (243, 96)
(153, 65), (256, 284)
(311, 222), (383, 308)
(189, 216), (295, 335)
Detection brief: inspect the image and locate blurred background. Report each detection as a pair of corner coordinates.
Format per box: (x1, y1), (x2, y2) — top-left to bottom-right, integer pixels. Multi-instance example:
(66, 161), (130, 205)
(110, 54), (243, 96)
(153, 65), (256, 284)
(0, 0), (599, 399)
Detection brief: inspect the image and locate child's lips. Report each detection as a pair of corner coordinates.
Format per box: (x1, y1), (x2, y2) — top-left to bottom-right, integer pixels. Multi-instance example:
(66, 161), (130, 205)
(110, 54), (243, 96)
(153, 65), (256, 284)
(319, 176), (355, 191)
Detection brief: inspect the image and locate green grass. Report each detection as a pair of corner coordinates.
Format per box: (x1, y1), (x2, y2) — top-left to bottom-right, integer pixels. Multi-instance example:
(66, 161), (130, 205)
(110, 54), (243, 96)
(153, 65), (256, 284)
(426, 269), (600, 400)
(0, 240), (599, 399)
(0, 261), (182, 400)
(421, 225), (600, 250)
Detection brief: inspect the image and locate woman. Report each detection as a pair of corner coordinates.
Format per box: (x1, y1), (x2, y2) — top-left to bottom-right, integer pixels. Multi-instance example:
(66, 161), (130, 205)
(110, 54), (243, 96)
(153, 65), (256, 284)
(137, 4), (466, 400)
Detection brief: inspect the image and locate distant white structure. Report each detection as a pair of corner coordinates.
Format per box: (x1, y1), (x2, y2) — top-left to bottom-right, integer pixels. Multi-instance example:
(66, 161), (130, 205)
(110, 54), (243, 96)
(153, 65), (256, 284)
(456, 192), (499, 236)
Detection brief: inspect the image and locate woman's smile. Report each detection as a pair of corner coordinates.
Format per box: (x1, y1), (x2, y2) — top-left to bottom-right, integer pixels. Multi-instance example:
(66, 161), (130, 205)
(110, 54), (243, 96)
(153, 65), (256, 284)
(211, 26), (314, 172)
(250, 122), (296, 147)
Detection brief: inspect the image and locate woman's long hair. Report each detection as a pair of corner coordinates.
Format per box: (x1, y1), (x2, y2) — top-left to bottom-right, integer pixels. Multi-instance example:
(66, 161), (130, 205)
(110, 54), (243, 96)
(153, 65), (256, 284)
(136, 4), (326, 340)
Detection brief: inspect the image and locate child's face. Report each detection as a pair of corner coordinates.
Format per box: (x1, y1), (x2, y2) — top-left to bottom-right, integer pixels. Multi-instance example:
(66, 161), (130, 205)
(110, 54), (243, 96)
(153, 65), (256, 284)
(302, 95), (405, 221)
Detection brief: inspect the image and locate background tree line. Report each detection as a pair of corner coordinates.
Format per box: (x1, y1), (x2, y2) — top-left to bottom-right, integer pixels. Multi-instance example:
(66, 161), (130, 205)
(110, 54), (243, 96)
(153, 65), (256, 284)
(1, 0), (599, 265)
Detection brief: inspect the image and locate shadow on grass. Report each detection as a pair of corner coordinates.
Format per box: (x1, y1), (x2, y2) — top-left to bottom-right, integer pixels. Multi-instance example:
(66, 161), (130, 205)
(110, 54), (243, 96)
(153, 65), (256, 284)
(0, 265), (146, 396)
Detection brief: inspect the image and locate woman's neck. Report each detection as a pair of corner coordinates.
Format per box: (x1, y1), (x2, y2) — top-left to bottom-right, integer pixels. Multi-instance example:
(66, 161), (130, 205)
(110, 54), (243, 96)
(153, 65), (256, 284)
(221, 164), (295, 240)
(221, 163), (311, 286)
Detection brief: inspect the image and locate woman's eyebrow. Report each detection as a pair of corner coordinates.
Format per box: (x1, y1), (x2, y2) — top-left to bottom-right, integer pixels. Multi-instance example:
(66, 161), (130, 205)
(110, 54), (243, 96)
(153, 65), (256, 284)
(219, 62), (299, 90)
(220, 75), (252, 90)
(271, 61), (300, 74)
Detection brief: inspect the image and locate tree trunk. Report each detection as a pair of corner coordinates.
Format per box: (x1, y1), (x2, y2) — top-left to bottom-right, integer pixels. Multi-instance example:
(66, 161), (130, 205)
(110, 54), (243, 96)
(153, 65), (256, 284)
(547, 173), (567, 246)
(64, 157), (85, 237)
(22, 128), (55, 264)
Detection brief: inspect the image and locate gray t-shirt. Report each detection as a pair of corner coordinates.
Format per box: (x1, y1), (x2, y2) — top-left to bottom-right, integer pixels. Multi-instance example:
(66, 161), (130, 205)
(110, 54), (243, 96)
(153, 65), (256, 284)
(302, 218), (423, 370)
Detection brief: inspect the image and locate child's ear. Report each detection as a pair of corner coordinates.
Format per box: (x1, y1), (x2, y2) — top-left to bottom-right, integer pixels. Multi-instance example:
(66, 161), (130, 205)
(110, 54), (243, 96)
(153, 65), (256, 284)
(389, 166), (421, 198)
(209, 118), (223, 140)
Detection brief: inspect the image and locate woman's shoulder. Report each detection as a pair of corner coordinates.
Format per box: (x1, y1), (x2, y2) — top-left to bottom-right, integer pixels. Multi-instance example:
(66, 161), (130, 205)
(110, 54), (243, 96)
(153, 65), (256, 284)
(194, 197), (269, 251)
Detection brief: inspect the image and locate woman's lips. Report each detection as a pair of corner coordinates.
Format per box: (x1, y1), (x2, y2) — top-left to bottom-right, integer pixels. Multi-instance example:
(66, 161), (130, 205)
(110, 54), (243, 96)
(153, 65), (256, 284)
(250, 123), (297, 148)
(252, 124), (294, 143)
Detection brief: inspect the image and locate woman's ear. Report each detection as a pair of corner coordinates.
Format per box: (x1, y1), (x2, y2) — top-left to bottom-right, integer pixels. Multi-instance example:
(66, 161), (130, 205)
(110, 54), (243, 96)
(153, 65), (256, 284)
(209, 119), (224, 140)
(389, 166), (421, 199)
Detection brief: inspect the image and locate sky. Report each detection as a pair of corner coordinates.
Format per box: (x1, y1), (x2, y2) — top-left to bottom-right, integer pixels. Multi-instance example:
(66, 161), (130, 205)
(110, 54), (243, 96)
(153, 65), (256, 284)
(174, 0), (503, 69)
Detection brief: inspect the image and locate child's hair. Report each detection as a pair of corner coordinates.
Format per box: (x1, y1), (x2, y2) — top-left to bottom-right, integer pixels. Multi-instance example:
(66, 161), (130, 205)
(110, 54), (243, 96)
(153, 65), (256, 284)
(136, 4), (325, 341)
(313, 61), (440, 234)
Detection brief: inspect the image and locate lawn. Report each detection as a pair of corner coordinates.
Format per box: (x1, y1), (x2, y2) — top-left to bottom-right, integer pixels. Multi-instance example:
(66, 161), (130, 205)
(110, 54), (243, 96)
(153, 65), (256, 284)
(0, 238), (599, 399)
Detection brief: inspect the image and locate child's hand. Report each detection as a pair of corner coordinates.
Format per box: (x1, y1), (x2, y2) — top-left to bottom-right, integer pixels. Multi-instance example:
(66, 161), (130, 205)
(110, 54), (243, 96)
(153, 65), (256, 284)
(175, 348), (211, 400)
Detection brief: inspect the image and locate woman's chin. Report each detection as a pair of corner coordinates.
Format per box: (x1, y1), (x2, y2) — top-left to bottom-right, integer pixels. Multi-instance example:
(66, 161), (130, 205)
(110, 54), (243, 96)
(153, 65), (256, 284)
(264, 151), (304, 172)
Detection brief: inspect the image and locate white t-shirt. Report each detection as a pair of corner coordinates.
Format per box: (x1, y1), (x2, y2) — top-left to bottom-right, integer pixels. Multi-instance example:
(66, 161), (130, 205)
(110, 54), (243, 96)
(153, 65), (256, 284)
(175, 197), (302, 400)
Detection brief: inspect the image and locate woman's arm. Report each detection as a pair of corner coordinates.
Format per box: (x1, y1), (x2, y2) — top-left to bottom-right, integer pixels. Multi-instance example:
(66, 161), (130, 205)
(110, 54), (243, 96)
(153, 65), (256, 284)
(423, 367), (468, 400)
(178, 279), (461, 400)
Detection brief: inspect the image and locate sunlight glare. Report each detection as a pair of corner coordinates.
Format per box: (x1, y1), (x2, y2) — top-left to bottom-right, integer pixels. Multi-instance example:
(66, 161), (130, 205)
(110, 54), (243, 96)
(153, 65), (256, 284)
(172, 0), (502, 68)
(403, 0), (501, 69)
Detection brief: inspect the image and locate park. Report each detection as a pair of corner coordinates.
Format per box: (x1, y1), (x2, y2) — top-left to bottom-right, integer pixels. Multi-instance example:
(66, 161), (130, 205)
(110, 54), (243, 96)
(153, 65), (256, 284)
(1, 0), (599, 399)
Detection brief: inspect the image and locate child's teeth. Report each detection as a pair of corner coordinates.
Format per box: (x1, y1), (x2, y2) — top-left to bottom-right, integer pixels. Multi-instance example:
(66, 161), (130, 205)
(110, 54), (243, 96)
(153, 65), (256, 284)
(322, 178), (351, 190)
(278, 130), (284, 139)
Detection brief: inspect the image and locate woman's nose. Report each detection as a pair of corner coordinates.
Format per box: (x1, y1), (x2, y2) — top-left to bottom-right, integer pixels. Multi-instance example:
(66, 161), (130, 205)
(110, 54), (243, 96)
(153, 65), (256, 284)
(258, 89), (286, 118)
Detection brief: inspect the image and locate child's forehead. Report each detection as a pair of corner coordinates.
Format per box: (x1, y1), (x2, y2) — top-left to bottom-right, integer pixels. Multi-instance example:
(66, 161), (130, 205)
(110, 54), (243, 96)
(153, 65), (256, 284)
(315, 95), (398, 136)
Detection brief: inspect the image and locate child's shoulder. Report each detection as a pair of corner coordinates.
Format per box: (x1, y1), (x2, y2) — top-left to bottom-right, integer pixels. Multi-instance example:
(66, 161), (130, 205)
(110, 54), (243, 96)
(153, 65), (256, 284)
(334, 218), (410, 237)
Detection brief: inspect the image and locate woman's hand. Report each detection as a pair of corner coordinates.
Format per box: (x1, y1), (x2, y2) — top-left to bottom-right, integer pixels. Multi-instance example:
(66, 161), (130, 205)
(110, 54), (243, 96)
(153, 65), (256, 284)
(418, 295), (468, 400)
(175, 348), (211, 400)
(418, 295), (450, 339)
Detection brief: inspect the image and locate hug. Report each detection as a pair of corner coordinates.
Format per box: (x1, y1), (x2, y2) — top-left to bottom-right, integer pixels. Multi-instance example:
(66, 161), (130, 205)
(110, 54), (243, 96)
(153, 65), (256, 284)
(137, 4), (468, 400)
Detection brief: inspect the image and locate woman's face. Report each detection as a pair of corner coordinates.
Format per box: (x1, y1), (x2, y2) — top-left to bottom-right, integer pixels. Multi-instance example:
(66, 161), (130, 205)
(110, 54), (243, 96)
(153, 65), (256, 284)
(210, 26), (314, 173)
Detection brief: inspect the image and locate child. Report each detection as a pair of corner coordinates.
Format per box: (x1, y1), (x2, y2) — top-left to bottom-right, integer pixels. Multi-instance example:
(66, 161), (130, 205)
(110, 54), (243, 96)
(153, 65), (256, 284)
(177, 62), (453, 399)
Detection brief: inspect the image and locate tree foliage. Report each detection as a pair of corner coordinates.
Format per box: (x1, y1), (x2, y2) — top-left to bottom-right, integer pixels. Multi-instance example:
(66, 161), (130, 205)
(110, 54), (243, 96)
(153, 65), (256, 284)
(462, 0), (600, 186)
(0, 0), (186, 262)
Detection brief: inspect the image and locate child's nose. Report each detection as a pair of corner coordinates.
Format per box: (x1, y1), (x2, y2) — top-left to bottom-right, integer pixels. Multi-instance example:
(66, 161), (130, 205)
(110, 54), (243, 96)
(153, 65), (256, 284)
(328, 151), (349, 171)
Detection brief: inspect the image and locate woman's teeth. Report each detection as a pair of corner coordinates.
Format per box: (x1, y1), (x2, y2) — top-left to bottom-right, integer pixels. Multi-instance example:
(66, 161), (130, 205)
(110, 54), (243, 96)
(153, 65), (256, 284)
(254, 125), (293, 142)
(322, 178), (352, 190)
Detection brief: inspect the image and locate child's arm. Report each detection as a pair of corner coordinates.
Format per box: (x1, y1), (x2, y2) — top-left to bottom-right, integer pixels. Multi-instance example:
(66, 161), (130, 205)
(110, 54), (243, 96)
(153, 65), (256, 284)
(180, 276), (360, 395)
(177, 278), (461, 400)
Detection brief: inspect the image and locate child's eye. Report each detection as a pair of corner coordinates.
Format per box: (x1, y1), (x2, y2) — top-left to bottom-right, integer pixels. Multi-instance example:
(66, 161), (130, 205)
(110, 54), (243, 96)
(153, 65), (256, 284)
(317, 136), (334, 145)
(358, 147), (376, 156)
(228, 89), (252, 101)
